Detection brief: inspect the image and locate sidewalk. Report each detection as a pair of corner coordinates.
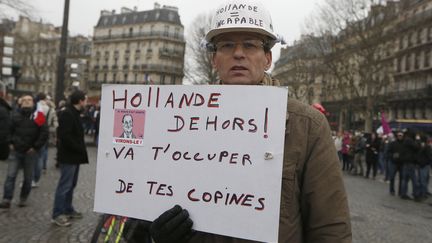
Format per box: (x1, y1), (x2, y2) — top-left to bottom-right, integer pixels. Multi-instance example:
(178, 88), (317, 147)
(0, 143), (99, 243)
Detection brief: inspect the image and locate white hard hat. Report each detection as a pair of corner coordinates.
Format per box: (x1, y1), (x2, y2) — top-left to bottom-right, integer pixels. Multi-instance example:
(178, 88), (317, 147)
(205, 1), (279, 44)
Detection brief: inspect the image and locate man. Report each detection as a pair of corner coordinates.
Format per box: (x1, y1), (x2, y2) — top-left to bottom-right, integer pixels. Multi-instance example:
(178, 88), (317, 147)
(0, 93), (11, 160)
(0, 95), (48, 208)
(52, 90), (89, 226)
(119, 114), (136, 138)
(33, 92), (57, 187)
(387, 130), (405, 196)
(124, 1), (351, 242)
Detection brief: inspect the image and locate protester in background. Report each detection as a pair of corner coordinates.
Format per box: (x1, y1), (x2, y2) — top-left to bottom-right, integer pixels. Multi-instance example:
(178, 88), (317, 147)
(33, 93), (56, 187)
(0, 95), (48, 208)
(352, 131), (366, 176)
(54, 99), (67, 168)
(379, 134), (392, 182)
(94, 104), (100, 146)
(341, 131), (352, 171)
(416, 135), (432, 201)
(399, 130), (420, 200)
(123, 1), (352, 242)
(333, 131), (343, 164)
(52, 90), (89, 226)
(365, 132), (381, 179)
(46, 97), (59, 148)
(388, 130), (405, 196)
(0, 94), (12, 161)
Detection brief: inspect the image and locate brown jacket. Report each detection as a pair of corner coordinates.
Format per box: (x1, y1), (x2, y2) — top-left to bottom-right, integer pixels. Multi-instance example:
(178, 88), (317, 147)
(189, 76), (352, 243)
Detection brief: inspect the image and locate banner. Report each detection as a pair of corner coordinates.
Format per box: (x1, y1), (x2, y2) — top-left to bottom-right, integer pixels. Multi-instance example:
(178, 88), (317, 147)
(94, 84), (288, 242)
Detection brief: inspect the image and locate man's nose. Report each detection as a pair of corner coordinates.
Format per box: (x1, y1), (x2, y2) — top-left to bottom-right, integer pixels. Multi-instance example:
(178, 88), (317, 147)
(232, 43), (246, 58)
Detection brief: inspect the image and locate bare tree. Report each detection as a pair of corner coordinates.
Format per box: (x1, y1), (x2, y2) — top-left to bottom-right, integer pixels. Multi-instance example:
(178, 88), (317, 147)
(14, 33), (51, 92)
(276, 43), (318, 104)
(304, 0), (396, 132)
(0, 0), (33, 18)
(184, 12), (218, 85)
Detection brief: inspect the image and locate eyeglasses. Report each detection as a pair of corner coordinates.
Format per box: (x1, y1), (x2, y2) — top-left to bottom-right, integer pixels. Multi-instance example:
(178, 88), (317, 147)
(213, 40), (265, 54)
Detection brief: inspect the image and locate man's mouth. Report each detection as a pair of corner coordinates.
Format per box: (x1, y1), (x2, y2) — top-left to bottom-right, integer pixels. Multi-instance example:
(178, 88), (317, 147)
(230, 65), (248, 71)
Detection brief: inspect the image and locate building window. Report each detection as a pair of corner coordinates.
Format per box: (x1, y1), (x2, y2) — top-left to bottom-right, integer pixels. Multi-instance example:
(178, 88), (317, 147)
(95, 73), (98, 82)
(415, 52), (420, 69)
(113, 73), (117, 83)
(408, 32), (414, 47)
(171, 75), (176, 84)
(160, 74), (165, 84)
(404, 55), (410, 71)
(124, 74), (128, 83)
(104, 73), (107, 82)
(425, 49), (431, 67)
(164, 25), (169, 37)
(429, 27), (432, 42)
(134, 73), (138, 83)
(129, 27), (133, 37)
(175, 27), (180, 38)
(397, 58), (402, 72)
(417, 30), (421, 44)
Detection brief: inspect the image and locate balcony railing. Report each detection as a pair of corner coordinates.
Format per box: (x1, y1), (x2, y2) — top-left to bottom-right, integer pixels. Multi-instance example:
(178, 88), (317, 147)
(140, 64), (183, 74)
(93, 31), (185, 42)
(159, 48), (183, 59)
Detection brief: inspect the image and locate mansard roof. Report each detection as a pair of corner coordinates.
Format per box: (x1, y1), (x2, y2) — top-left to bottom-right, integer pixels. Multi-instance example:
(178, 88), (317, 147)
(96, 8), (182, 28)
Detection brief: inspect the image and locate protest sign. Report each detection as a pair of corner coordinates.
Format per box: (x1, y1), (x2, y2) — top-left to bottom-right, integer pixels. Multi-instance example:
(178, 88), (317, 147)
(94, 84), (288, 242)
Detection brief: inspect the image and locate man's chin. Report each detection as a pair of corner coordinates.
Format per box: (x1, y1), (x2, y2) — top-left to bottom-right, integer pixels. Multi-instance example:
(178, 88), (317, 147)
(223, 77), (258, 85)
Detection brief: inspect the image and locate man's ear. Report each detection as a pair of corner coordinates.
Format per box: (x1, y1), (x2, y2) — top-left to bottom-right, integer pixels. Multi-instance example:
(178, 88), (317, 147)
(265, 51), (272, 70)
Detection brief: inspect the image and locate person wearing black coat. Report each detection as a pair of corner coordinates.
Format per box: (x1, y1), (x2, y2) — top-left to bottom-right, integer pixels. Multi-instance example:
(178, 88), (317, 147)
(365, 132), (381, 179)
(52, 90), (88, 227)
(416, 137), (432, 200)
(0, 96), (11, 160)
(0, 95), (48, 208)
(387, 131), (405, 196)
(399, 130), (420, 200)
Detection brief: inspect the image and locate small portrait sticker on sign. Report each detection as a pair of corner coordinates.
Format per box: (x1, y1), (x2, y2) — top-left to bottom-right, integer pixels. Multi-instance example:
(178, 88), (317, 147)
(112, 109), (145, 146)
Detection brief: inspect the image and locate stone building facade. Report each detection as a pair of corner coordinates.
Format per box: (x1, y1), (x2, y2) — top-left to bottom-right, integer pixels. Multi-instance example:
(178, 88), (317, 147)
(273, 0), (432, 132)
(11, 16), (91, 97)
(88, 3), (185, 99)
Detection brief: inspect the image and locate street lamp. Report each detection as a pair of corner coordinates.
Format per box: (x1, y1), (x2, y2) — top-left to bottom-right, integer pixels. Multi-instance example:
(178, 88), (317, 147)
(55, 0), (70, 105)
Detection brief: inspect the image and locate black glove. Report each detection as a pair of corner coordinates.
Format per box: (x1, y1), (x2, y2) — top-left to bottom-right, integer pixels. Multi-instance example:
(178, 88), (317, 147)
(149, 205), (194, 243)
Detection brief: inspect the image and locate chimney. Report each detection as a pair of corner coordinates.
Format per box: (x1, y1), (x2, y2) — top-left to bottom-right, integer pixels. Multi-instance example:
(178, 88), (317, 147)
(121, 7), (133, 14)
(154, 2), (161, 9)
(101, 10), (111, 16)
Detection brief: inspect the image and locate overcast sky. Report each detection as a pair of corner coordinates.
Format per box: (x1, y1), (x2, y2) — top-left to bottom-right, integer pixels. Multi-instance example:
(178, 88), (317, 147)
(23, 1), (322, 63)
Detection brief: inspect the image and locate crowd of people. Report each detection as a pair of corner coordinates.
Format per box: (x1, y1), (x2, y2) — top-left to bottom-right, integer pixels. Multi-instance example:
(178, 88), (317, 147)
(0, 90), (100, 227)
(333, 129), (432, 203)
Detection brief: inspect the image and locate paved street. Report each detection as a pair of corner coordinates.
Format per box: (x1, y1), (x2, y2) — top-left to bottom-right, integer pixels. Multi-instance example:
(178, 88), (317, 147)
(0, 143), (432, 243)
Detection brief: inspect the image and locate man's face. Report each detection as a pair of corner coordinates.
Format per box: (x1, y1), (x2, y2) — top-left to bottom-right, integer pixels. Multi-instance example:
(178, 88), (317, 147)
(396, 132), (404, 140)
(123, 115), (133, 133)
(212, 32), (272, 85)
(20, 95), (34, 108)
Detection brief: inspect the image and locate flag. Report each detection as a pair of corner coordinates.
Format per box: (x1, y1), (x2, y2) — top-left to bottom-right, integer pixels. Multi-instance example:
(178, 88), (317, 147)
(380, 111), (391, 135)
(33, 102), (46, 126)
